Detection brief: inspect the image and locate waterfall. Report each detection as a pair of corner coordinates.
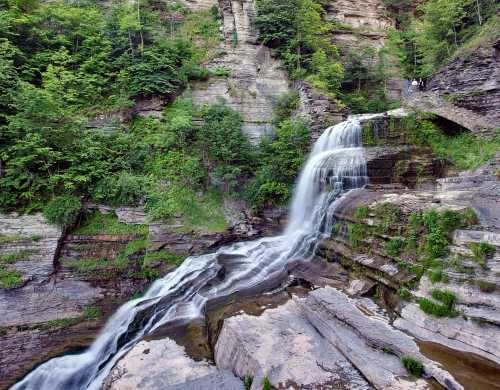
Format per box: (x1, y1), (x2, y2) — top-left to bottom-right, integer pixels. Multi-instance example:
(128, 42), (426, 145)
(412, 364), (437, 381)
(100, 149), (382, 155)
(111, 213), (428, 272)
(12, 118), (367, 390)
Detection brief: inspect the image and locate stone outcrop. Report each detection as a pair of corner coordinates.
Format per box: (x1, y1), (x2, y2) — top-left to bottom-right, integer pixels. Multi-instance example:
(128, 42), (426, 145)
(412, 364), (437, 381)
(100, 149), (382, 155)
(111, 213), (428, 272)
(324, 0), (403, 100)
(403, 91), (497, 137)
(427, 38), (500, 125)
(215, 287), (461, 389)
(105, 338), (243, 390)
(190, 0), (290, 142)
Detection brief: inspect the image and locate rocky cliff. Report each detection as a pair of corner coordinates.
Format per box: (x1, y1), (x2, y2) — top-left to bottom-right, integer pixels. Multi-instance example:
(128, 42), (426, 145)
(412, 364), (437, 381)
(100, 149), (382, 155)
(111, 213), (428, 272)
(189, 0), (290, 142)
(428, 38), (500, 124)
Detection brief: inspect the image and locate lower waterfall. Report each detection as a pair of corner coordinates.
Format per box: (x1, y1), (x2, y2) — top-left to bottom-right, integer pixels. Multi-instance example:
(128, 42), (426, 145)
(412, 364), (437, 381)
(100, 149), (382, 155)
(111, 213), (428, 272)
(12, 118), (368, 390)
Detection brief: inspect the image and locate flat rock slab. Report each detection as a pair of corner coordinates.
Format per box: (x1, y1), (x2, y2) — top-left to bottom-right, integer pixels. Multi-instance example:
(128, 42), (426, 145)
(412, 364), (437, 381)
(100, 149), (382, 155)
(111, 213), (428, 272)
(215, 297), (371, 390)
(395, 302), (500, 366)
(105, 338), (243, 390)
(216, 287), (462, 390)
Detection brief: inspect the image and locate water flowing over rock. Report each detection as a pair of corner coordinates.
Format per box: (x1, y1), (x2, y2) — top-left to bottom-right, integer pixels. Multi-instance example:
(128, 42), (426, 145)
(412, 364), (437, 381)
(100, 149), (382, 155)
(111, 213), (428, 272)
(11, 118), (369, 390)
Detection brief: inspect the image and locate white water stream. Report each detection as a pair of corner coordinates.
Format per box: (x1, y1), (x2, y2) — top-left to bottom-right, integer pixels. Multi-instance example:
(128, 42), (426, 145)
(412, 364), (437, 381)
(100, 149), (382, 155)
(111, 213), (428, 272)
(12, 118), (368, 390)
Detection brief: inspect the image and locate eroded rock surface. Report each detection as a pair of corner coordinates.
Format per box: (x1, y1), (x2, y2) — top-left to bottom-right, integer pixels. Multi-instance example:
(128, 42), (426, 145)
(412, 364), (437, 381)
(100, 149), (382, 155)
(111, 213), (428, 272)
(215, 287), (459, 389)
(190, 0), (290, 142)
(105, 338), (243, 390)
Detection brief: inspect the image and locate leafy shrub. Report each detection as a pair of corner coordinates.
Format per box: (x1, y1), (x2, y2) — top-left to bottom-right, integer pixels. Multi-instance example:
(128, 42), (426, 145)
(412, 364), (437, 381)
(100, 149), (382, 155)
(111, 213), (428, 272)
(245, 119), (310, 209)
(398, 288), (413, 301)
(431, 289), (457, 307)
(385, 237), (405, 257)
(347, 223), (365, 249)
(401, 355), (424, 377)
(273, 91), (300, 124)
(373, 203), (401, 234)
(354, 205), (370, 219)
(417, 297), (458, 317)
(469, 242), (496, 267)
(43, 195), (81, 228)
(91, 172), (150, 207)
(423, 229), (449, 259)
(428, 266), (448, 283)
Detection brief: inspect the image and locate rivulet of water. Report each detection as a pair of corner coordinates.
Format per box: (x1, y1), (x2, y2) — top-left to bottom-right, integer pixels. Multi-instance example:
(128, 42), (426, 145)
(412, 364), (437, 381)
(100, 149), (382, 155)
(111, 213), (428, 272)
(12, 118), (368, 390)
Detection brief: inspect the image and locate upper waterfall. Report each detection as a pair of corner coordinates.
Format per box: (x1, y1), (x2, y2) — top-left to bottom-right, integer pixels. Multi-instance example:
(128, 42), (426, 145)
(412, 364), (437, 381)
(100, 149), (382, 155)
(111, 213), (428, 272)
(12, 118), (368, 390)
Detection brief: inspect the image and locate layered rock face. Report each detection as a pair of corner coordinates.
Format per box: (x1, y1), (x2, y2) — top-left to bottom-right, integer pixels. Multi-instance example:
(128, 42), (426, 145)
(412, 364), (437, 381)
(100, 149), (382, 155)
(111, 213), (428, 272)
(190, 0), (290, 142)
(324, 0), (403, 100)
(428, 39), (500, 125)
(215, 287), (460, 390)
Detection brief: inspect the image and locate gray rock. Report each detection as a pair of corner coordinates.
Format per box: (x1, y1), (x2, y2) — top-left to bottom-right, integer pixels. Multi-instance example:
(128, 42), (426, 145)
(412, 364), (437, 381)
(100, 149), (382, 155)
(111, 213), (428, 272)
(105, 338), (244, 390)
(215, 298), (371, 390)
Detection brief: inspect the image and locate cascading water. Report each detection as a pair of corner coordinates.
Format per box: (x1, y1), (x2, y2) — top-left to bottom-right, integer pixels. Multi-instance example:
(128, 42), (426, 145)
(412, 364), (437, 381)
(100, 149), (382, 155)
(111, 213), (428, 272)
(12, 118), (368, 390)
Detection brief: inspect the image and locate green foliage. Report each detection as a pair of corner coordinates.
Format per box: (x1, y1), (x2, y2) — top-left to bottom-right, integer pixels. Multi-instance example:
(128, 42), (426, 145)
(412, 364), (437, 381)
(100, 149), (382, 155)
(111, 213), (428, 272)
(243, 375), (253, 390)
(83, 306), (102, 319)
(385, 237), (405, 257)
(198, 100), (254, 190)
(401, 355), (424, 377)
(387, 0), (499, 77)
(73, 212), (148, 236)
(398, 287), (413, 301)
(428, 266), (448, 283)
(0, 250), (33, 264)
(261, 376), (272, 390)
(273, 91), (300, 124)
(146, 186), (227, 233)
(417, 295), (459, 317)
(347, 223), (365, 249)
(431, 289), (457, 307)
(245, 120), (310, 209)
(354, 205), (370, 219)
(0, 267), (23, 289)
(91, 172), (150, 207)
(373, 203), (401, 234)
(0, 0), (219, 212)
(254, 0), (343, 97)
(469, 241), (496, 267)
(43, 195), (81, 227)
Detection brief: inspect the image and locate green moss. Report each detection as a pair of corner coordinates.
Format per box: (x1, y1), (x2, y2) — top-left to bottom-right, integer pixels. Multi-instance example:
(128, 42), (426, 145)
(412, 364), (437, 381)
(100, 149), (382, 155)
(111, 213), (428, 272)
(73, 212), (148, 236)
(83, 306), (102, 319)
(401, 355), (424, 377)
(142, 250), (184, 268)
